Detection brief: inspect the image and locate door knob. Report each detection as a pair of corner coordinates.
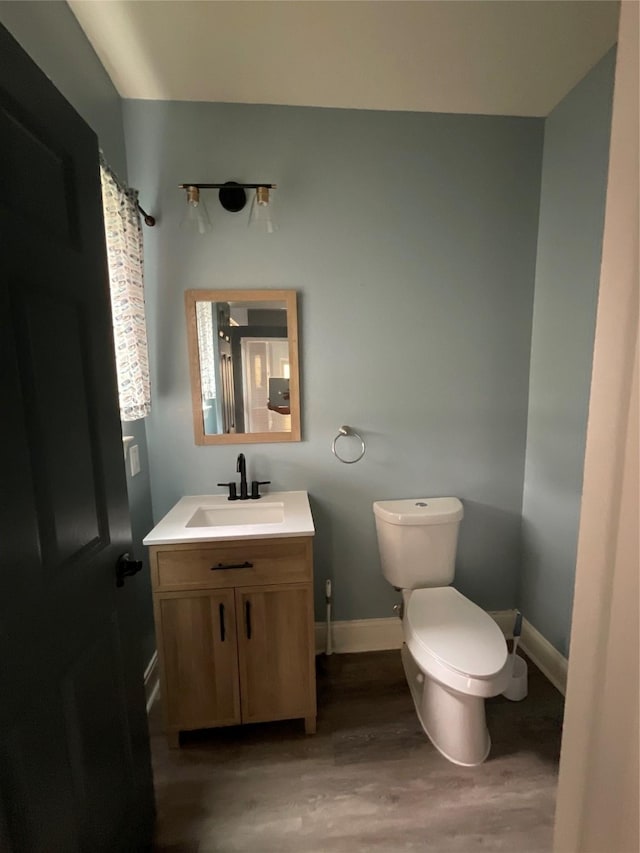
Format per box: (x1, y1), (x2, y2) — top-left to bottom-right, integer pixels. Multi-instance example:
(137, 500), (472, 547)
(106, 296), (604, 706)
(116, 553), (143, 588)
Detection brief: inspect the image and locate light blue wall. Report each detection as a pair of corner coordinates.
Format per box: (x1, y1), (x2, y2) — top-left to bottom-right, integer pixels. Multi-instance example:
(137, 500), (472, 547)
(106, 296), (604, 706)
(123, 100), (544, 620)
(0, 1), (156, 662)
(520, 49), (616, 657)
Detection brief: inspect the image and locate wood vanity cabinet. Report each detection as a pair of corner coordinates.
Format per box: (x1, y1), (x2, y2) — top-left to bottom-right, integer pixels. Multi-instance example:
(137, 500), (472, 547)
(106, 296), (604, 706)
(149, 536), (316, 747)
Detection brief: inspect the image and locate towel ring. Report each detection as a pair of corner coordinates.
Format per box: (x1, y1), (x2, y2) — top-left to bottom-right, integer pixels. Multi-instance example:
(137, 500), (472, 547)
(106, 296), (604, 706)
(331, 425), (366, 464)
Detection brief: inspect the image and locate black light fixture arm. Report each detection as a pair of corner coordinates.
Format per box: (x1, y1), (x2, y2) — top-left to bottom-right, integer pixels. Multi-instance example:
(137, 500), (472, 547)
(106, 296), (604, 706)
(178, 183), (276, 190)
(180, 181), (277, 214)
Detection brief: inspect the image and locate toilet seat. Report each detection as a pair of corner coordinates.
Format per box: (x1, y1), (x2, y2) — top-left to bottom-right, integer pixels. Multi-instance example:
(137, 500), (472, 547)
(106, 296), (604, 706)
(404, 587), (509, 697)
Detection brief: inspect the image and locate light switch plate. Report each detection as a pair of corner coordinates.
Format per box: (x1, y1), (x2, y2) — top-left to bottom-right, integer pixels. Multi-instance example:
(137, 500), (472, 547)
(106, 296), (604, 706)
(130, 444), (140, 477)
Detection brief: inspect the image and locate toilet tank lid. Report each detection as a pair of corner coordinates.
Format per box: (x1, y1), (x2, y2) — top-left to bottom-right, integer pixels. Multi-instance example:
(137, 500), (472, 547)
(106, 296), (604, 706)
(373, 497), (463, 526)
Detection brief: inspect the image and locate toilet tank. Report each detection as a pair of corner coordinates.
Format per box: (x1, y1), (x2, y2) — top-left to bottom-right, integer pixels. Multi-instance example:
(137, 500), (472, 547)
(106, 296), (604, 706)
(373, 497), (464, 590)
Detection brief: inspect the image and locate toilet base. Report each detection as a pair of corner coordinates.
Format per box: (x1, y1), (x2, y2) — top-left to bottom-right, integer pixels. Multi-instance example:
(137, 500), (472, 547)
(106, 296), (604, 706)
(401, 644), (491, 767)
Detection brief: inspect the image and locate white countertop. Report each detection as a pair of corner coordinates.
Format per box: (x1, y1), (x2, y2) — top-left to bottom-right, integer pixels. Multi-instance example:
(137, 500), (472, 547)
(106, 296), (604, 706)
(142, 490), (315, 546)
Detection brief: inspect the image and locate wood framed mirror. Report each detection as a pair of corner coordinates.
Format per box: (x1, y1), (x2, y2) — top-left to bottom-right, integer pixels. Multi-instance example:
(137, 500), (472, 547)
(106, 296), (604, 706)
(185, 289), (301, 445)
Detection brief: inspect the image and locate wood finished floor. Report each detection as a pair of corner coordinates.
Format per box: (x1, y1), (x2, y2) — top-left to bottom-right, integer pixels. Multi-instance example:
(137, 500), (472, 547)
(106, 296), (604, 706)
(149, 650), (564, 853)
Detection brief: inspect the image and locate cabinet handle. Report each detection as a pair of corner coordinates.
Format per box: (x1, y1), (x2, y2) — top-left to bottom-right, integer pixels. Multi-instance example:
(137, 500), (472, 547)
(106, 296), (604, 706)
(210, 561), (253, 571)
(219, 602), (226, 642)
(245, 600), (252, 640)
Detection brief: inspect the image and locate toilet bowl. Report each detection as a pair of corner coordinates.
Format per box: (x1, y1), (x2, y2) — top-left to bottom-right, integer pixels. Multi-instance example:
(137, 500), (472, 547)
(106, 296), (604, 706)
(373, 497), (509, 766)
(402, 586), (509, 765)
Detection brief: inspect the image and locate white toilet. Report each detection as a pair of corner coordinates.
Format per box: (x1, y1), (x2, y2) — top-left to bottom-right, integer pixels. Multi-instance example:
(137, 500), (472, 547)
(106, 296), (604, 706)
(373, 497), (510, 767)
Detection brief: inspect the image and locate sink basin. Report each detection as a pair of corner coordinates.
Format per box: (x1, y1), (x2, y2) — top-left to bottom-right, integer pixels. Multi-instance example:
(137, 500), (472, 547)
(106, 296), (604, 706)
(143, 491), (315, 545)
(186, 503), (285, 528)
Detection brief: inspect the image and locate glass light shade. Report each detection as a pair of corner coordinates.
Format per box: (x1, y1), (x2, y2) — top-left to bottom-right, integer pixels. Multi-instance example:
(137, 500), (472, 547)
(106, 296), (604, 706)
(248, 186), (277, 233)
(181, 186), (212, 234)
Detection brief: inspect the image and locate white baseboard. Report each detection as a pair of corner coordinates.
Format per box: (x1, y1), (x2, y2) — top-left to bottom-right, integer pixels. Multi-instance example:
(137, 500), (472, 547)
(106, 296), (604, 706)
(315, 610), (516, 655)
(144, 651), (160, 713)
(519, 617), (568, 696)
(315, 617), (403, 654)
(314, 611), (567, 695)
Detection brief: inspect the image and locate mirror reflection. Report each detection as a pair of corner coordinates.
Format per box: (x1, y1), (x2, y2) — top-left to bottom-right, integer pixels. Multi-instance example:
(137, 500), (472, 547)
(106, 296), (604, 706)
(185, 290), (300, 445)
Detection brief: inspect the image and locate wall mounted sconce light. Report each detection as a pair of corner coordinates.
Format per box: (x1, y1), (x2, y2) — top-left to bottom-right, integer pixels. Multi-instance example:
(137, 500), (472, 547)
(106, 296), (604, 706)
(248, 185), (277, 233)
(180, 185), (212, 234)
(179, 182), (277, 233)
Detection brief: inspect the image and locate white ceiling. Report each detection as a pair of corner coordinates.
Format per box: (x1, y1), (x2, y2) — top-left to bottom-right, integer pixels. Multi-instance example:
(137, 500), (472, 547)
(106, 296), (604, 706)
(68, 0), (619, 117)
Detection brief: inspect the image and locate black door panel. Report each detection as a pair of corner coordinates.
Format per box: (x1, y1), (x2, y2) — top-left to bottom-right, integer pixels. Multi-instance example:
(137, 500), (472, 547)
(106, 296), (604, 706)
(0, 23), (154, 852)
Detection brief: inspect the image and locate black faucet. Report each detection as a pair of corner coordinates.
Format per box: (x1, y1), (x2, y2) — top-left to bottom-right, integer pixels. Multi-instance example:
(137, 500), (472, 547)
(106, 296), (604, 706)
(218, 453), (270, 501)
(237, 453), (248, 500)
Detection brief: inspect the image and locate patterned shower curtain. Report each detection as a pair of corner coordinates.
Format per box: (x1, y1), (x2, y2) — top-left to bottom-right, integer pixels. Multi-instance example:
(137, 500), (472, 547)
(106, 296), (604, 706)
(100, 156), (151, 421)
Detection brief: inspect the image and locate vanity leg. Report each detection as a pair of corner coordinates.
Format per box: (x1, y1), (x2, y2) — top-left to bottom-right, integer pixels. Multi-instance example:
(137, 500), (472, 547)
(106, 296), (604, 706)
(304, 715), (316, 735)
(166, 730), (181, 749)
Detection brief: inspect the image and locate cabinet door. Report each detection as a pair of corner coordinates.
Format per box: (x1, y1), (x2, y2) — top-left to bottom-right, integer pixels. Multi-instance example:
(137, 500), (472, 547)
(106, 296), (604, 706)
(236, 584), (316, 724)
(156, 589), (241, 730)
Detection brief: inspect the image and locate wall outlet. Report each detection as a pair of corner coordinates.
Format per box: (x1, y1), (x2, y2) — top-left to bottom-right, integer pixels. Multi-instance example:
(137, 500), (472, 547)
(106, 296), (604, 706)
(129, 444), (141, 477)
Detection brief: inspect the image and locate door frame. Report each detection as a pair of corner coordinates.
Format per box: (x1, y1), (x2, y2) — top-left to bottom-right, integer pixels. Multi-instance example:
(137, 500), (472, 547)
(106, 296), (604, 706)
(553, 3), (639, 850)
